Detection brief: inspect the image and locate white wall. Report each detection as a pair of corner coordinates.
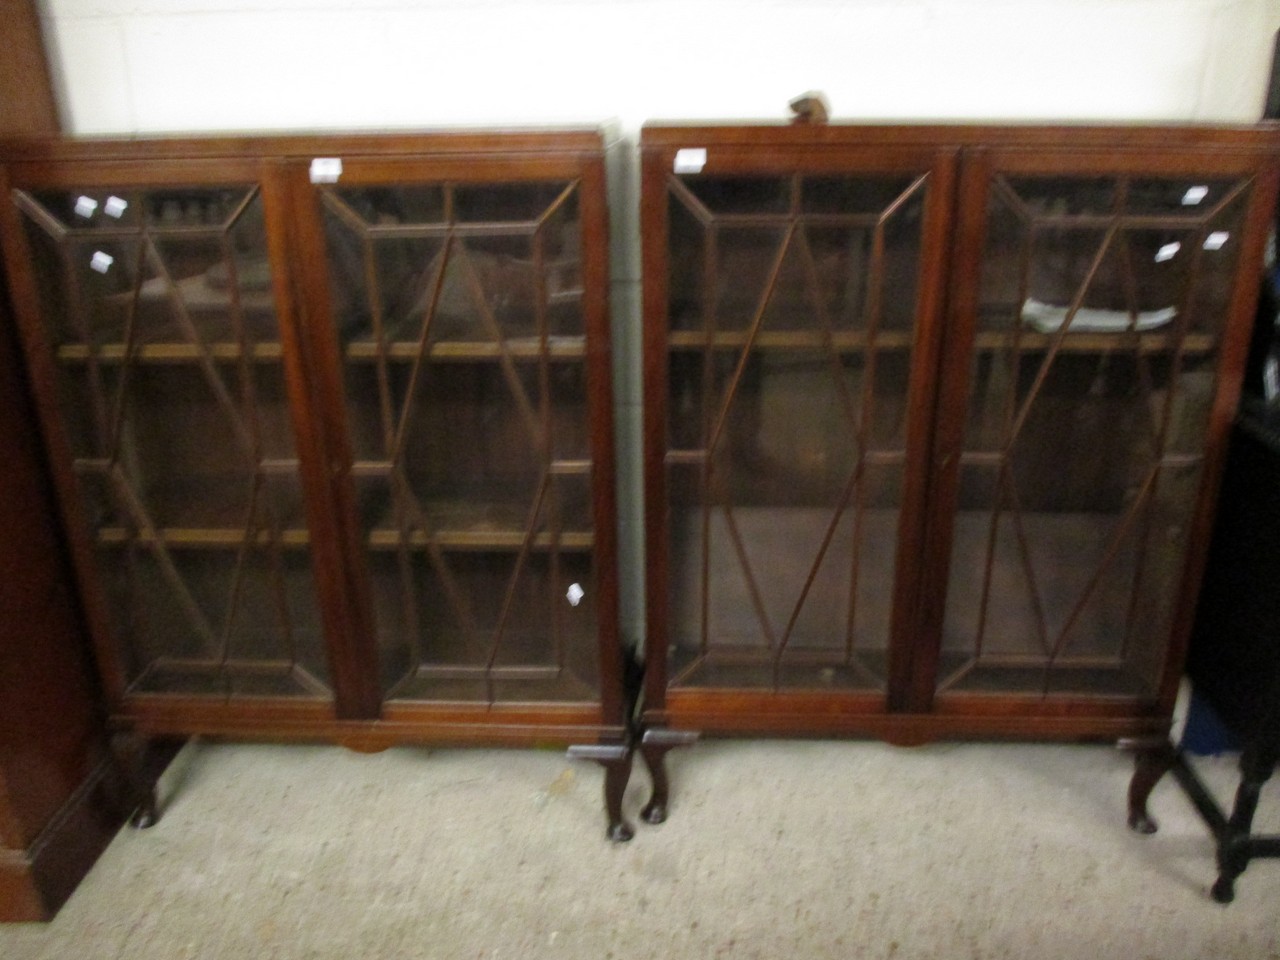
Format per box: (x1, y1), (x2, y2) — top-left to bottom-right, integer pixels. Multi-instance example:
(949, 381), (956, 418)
(36, 0), (1280, 645)
(37, 0), (1280, 135)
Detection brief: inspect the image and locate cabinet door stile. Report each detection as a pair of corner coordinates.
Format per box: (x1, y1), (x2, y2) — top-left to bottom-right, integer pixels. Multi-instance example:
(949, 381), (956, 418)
(578, 153), (624, 728)
(907, 149), (995, 711)
(886, 147), (960, 712)
(640, 146), (673, 717)
(0, 164), (126, 703)
(267, 162), (383, 720)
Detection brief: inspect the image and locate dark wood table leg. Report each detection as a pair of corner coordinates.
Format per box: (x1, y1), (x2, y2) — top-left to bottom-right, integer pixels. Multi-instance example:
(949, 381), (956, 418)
(1211, 744), (1277, 903)
(639, 728), (699, 825)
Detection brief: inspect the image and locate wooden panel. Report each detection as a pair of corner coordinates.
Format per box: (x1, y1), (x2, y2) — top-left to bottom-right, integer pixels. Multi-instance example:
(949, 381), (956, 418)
(0, 281), (103, 846)
(0, 0), (58, 137)
(0, 266), (122, 921)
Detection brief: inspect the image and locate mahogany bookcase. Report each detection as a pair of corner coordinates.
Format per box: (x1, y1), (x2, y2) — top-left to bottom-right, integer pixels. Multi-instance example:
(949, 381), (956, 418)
(0, 130), (635, 840)
(637, 122), (1280, 821)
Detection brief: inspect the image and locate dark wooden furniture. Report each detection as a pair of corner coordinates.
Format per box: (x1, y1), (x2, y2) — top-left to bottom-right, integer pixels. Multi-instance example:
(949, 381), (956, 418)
(0, 2), (131, 922)
(0, 0), (59, 137)
(1128, 398), (1280, 902)
(0, 276), (125, 921)
(0, 131), (633, 842)
(639, 122), (1280, 819)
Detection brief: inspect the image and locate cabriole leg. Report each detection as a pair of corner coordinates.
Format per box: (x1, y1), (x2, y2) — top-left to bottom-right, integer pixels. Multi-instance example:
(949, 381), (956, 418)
(110, 730), (160, 828)
(639, 728), (699, 825)
(1126, 740), (1177, 834)
(566, 743), (636, 842)
(108, 733), (187, 829)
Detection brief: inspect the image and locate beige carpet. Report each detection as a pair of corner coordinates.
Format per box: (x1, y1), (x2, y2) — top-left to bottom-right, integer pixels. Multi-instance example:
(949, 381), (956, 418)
(2, 739), (1278, 959)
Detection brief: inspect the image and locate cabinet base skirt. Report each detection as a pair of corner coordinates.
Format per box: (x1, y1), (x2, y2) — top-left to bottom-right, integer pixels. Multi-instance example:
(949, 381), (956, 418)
(0, 758), (125, 922)
(116, 698), (625, 752)
(651, 691), (1169, 745)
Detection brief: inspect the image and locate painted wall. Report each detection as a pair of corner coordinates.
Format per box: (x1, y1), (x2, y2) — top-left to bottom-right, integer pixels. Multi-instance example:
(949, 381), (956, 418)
(36, 0), (1280, 644)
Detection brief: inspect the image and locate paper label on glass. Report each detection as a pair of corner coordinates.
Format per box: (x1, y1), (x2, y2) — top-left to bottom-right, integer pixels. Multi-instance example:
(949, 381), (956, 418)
(673, 148), (707, 174)
(104, 196), (128, 218)
(1204, 232), (1230, 251)
(74, 196), (98, 218)
(1181, 185), (1209, 206)
(89, 251), (114, 274)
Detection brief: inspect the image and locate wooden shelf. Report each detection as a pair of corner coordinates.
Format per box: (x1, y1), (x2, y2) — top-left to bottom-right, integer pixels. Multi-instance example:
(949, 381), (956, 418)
(665, 328), (1216, 355)
(97, 526), (310, 548)
(366, 528), (593, 551)
(971, 330), (1216, 354)
(667, 330), (916, 351)
(344, 337), (586, 362)
(57, 342), (284, 363)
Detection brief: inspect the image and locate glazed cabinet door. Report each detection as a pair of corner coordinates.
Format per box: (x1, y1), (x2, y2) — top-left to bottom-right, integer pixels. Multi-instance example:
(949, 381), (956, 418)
(294, 150), (620, 721)
(0, 161), (336, 711)
(922, 148), (1279, 711)
(642, 138), (955, 727)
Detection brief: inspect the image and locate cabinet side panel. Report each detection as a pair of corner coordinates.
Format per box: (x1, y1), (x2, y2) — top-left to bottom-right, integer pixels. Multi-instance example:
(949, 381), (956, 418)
(0, 0), (59, 136)
(580, 152), (624, 726)
(0, 269), (104, 849)
(640, 148), (671, 713)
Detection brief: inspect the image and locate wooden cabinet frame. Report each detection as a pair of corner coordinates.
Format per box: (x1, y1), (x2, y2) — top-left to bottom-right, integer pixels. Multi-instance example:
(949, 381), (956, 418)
(639, 124), (1280, 791)
(0, 132), (629, 834)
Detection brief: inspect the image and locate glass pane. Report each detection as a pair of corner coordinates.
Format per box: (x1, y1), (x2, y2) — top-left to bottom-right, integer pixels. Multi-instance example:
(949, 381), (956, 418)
(99, 546), (327, 698)
(661, 168), (929, 694)
(715, 227), (788, 332)
(802, 175), (917, 215)
(16, 182), (327, 699)
(324, 176), (597, 705)
(683, 175), (790, 215)
(324, 185), (447, 226)
(368, 550), (600, 703)
(453, 181), (573, 223)
(325, 185), (582, 349)
(940, 171), (1250, 698)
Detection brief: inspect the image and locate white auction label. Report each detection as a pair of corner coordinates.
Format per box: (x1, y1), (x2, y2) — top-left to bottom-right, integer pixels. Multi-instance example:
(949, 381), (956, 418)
(1203, 232), (1230, 250)
(309, 158), (343, 184)
(73, 196), (98, 218)
(673, 148), (707, 174)
(103, 196), (129, 218)
(1181, 185), (1209, 206)
(89, 251), (114, 274)
(566, 583), (585, 607)
(1154, 241), (1181, 263)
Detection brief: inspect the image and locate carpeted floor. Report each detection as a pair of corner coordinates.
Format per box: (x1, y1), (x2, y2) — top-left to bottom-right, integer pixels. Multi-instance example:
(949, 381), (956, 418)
(2, 739), (1277, 959)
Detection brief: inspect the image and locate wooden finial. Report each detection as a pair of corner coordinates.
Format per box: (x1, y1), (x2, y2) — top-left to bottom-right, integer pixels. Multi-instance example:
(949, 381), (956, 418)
(789, 92), (830, 125)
